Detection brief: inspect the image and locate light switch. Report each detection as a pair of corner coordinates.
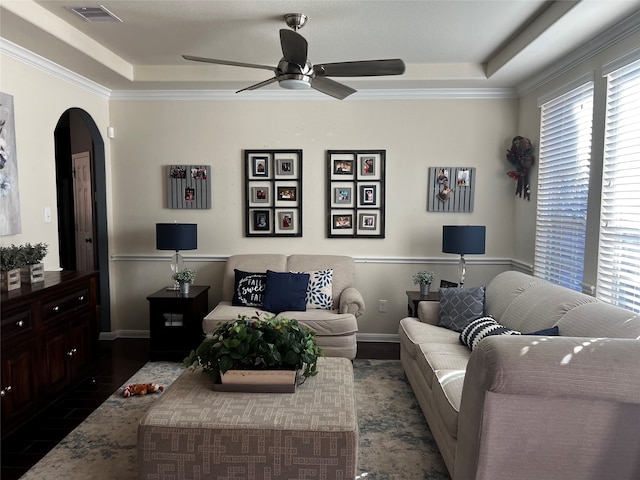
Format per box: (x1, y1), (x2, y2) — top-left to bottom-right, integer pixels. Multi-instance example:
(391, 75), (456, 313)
(44, 207), (52, 223)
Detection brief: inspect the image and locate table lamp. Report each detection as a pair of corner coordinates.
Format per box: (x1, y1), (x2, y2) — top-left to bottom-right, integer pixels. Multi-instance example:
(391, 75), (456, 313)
(156, 223), (197, 290)
(442, 225), (486, 287)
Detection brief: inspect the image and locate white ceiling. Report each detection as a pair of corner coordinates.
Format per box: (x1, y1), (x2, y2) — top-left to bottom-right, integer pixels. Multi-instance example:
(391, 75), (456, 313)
(2, 0), (640, 96)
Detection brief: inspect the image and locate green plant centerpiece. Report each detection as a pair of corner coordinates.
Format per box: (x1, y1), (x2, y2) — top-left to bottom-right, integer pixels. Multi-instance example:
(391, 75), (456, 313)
(172, 268), (196, 284)
(184, 314), (323, 382)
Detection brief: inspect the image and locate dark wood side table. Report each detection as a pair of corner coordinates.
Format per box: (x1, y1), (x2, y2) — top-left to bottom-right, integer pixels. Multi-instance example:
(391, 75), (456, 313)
(406, 290), (440, 317)
(147, 285), (210, 361)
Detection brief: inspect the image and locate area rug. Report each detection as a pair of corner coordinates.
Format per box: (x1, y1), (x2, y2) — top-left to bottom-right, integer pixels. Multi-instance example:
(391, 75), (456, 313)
(20, 359), (450, 480)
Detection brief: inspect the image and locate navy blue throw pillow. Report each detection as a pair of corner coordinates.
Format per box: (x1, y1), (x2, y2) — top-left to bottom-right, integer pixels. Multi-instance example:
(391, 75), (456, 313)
(232, 269), (266, 307)
(262, 270), (310, 313)
(525, 326), (560, 336)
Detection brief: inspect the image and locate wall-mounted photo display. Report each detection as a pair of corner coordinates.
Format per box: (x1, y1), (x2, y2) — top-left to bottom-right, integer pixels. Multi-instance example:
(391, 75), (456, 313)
(245, 150), (302, 237)
(427, 166), (476, 212)
(166, 164), (212, 209)
(327, 150), (385, 238)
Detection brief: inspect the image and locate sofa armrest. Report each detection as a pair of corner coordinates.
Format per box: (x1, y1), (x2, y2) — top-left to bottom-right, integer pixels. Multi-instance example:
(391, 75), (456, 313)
(455, 336), (640, 480)
(417, 301), (439, 325)
(339, 287), (365, 317)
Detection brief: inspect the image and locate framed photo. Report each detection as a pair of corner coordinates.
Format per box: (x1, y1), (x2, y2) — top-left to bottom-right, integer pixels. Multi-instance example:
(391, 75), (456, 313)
(250, 185), (270, 205)
(277, 186), (297, 201)
(333, 213), (352, 229)
(428, 166), (476, 212)
(252, 156), (269, 177)
(245, 150), (302, 237)
(276, 158), (295, 176)
(328, 150), (385, 238)
(253, 210), (270, 231)
(166, 164), (212, 209)
(329, 153), (356, 180)
(359, 213), (377, 230)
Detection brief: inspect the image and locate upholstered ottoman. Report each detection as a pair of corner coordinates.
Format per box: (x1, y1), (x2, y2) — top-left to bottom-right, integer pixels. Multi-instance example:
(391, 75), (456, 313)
(138, 357), (358, 479)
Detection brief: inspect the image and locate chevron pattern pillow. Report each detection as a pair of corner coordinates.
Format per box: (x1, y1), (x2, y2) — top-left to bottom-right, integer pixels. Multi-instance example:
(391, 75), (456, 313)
(438, 286), (485, 332)
(459, 316), (522, 350)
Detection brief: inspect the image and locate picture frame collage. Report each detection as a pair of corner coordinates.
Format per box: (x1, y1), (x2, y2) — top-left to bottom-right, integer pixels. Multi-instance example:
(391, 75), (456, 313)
(327, 150), (386, 238)
(245, 150), (302, 237)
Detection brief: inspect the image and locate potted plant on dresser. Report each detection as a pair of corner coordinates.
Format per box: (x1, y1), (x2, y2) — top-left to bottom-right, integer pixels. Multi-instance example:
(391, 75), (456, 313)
(18, 242), (48, 284)
(0, 244), (22, 291)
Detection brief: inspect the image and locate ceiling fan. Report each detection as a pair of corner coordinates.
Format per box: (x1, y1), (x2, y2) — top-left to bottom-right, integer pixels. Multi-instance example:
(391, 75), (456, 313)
(182, 13), (405, 100)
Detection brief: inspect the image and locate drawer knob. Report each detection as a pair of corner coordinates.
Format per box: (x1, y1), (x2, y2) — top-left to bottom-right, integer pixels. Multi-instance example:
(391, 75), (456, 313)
(53, 306), (60, 312)
(16, 320), (24, 328)
(67, 348), (77, 357)
(78, 295), (84, 301)
(1, 385), (12, 397)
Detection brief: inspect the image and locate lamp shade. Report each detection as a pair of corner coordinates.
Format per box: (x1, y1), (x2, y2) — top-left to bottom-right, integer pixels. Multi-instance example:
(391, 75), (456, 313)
(156, 223), (198, 251)
(442, 225), (486, 255)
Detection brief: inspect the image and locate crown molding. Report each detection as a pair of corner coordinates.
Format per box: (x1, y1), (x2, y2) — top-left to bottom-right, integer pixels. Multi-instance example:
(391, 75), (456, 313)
(0, 38), (111, 99)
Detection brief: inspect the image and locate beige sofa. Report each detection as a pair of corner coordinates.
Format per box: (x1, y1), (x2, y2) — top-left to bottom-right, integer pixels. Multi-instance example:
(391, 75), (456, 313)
(203, 254), (364, 359)
(399, 270), (640, 480)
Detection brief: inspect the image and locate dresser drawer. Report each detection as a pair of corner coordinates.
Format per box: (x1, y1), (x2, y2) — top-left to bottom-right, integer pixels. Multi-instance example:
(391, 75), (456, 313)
(42, 287), (90, 322)
(1, 305), (33, 340)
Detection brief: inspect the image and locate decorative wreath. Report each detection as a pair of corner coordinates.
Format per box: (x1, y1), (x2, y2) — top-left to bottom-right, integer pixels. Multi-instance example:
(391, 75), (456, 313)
(506, 136), (534, 200)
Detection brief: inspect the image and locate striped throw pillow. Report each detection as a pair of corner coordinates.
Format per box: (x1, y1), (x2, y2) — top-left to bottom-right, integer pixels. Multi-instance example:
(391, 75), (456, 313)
(459, 316), (521, 350)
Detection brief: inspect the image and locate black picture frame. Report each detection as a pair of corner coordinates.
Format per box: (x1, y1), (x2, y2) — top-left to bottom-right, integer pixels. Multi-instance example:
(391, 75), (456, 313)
(327, 150), (385, 238)
(245, 150), (302, 237)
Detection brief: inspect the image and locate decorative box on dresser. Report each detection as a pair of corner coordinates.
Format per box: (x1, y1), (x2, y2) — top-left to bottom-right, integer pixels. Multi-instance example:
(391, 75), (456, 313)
(1, 271), (99, 439)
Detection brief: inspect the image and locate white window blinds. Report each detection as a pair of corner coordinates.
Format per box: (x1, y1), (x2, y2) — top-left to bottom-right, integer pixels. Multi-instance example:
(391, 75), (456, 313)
(597, 57), (640, 313)
(534, 82), (594, 290)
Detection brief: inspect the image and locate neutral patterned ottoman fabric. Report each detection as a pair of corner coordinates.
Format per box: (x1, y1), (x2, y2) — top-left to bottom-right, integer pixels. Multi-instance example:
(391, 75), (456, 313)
(138, 357), (358, 479)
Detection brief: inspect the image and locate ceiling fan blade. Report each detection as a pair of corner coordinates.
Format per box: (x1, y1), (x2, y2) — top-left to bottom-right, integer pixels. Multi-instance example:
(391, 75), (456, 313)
(279, 29), (308, 66)
(313, 59), (405, 77)
(311, 76), (356, 100)
(236, 77), (278, 93)
(182, 55), (276, 72)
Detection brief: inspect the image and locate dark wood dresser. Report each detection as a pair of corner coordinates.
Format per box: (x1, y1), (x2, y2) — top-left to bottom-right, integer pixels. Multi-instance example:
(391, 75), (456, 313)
(1, 271), (99, 438)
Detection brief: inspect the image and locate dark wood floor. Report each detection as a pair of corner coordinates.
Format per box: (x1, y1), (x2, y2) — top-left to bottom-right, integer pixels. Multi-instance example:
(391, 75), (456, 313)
(1, 339), (398, 480)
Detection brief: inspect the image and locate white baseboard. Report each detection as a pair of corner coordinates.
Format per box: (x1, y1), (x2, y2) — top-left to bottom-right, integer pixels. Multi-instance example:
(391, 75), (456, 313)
(356, 333), (400, 343)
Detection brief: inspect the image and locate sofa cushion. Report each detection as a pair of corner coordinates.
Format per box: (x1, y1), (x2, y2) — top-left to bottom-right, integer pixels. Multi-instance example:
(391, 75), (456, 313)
(302, 269), (334, 310)
(417, 343), (470, 390)
(399, 318), (461, 359)
(432, 369), (465, 439)
(438, 286), (485, 332)
(525, 325), (559, 336)
(459, 316), (521, 350)
(262, 270), (310, 313)
(231, 269), (267, 307)
(203, 302), (272, 335)
(287, 255), (354, 309)
(277, 310), (358, 336)
(222, 255), (288, 301)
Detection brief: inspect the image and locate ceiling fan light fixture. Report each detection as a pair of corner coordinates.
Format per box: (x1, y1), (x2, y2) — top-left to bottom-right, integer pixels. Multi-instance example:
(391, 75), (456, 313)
(278, 75), (311, 90)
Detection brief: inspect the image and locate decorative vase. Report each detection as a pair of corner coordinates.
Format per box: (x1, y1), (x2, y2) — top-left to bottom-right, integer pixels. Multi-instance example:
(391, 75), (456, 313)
(179, 282), (190, 295)
(1, 268), (21, 291)
(21, 263), (45, 284)
(419, 282), (431, 295)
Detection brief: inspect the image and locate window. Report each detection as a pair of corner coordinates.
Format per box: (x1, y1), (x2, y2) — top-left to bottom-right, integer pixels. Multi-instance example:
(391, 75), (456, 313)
(534, 81), (594, 290)
(597, 57), (640, 313)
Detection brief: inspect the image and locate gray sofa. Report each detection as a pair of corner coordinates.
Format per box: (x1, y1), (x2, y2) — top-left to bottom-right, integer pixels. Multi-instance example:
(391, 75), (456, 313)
(399, 270), (640, 480)
(203, 254), (364, 359)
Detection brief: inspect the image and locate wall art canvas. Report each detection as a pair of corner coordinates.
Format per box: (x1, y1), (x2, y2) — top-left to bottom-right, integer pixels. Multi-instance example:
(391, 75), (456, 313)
(0, 92), (21, 235)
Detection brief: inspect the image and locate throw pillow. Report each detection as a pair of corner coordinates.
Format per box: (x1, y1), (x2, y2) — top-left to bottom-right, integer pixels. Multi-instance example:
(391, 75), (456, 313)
(525, 325), (559, 336)
(298, 269), (333, 310)
(438, 286), (486, 332)
(459, 316), (522, 351)
(262, 270), (310, 313)
(231, 269), (266, 307)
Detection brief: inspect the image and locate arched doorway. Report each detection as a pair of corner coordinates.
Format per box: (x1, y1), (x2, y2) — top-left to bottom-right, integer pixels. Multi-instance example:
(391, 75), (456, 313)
(54, 109), (111, 332)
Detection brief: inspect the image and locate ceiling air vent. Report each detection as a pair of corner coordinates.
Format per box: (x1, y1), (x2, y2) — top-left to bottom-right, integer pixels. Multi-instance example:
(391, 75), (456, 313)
(67, 5), (122, 22)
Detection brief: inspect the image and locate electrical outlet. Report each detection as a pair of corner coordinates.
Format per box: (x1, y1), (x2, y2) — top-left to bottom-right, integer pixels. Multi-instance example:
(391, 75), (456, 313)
(378, 299), (387, 313)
